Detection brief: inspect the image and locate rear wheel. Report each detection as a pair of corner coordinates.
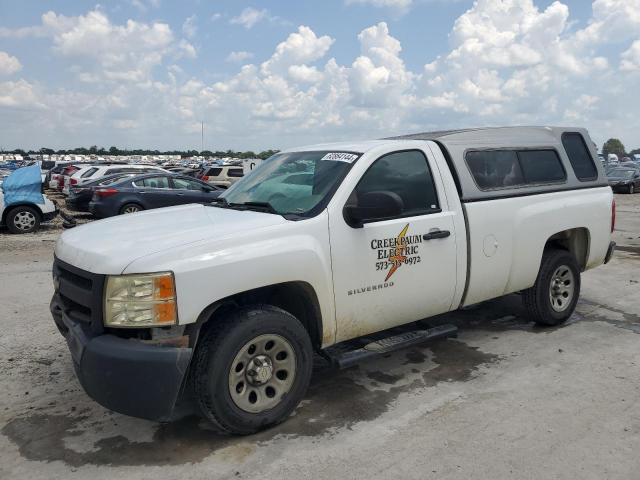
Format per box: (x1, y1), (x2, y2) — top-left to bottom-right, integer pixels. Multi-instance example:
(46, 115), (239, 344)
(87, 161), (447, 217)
(6, 206), (41, 234)
(523, 249), (580, 326)
(119, 203), (143, 215)
(192, 305), (313, 435)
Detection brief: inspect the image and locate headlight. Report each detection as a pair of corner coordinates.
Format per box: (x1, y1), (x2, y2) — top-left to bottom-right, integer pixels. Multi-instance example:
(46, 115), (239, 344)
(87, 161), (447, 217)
(104, 272), (178, 327)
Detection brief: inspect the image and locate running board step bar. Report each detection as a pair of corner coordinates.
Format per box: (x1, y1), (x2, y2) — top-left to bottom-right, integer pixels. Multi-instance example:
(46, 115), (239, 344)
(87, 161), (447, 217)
(324, 324), (458, 369)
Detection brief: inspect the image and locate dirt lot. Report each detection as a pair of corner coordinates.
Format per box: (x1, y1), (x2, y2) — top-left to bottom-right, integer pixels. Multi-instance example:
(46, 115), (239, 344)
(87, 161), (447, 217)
(1, 193), (639, 480)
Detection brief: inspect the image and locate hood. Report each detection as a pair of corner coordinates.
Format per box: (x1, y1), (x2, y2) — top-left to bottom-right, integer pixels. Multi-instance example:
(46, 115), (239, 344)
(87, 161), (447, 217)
(55, 204), (287, 274)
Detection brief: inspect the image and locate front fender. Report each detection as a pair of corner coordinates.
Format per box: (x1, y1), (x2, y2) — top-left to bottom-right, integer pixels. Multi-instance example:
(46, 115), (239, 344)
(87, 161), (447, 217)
(123, 212), (337, 346)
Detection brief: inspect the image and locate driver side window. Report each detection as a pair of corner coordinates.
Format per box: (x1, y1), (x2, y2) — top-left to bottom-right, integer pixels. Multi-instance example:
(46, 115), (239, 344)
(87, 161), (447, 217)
(351, 150), (440, 219)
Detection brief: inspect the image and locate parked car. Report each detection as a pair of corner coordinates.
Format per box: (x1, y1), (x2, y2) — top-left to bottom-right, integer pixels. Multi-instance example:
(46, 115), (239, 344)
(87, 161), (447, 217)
(65, 173), (138, 212)
(88, 173), (221, 218)
(198, 165), (244, 188)
(607, 167), (640, 193)
(166, 167), (200, 177)
(1, 165), (58, 234)
(63, 164), (168, 195)
(55, 164), (83, 191)
(51, 126), (615, 434)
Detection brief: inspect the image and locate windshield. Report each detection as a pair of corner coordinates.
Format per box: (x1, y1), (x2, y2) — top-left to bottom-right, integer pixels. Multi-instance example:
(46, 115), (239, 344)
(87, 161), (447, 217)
(221, 151), (358, 216)
(608, 169), (635, 179)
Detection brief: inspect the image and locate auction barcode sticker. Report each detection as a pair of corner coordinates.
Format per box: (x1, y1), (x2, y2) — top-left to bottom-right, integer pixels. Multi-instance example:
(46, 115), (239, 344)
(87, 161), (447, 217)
(321, 152), (359, 163)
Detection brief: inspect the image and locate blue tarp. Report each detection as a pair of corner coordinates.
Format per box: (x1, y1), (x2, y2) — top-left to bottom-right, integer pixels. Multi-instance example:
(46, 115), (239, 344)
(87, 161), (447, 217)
(1, 164), (44, 207)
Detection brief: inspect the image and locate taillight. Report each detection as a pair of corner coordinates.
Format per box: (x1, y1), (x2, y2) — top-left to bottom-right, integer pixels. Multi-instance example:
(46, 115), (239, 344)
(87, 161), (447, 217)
(202, 176), (209, 181)
(95, 188), (119, 198)
(70, 178), (78, 185)
(611, 198), (616, 233)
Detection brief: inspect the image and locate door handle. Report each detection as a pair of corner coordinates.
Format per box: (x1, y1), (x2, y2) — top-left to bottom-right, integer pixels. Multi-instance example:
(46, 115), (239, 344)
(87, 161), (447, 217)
(423, 229), (451, 241)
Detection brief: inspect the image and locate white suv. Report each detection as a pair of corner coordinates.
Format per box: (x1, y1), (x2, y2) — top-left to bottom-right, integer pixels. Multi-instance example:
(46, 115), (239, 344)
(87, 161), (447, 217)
(63, 164), (168, 195)
(199, 165), (244, 189)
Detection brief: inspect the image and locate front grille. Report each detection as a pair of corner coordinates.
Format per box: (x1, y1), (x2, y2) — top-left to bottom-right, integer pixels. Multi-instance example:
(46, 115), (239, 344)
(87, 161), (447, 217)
(53, 257), (106, 335)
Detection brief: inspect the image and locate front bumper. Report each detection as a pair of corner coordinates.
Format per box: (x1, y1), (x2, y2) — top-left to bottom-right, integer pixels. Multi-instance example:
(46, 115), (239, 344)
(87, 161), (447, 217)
(51, 294), (192, 421)
(43, 202), (59, 222)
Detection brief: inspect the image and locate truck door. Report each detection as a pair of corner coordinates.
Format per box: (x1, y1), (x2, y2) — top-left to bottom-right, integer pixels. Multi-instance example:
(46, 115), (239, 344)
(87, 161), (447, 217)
(328, 148), (459, 343)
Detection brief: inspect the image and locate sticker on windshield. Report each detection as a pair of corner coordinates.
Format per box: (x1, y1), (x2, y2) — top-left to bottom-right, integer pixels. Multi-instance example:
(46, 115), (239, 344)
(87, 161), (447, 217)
(321, 152), (358, 163)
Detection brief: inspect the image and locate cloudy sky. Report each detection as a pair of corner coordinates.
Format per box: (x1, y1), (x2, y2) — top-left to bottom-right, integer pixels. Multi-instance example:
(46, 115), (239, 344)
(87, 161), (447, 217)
(1, 0), (639, 152)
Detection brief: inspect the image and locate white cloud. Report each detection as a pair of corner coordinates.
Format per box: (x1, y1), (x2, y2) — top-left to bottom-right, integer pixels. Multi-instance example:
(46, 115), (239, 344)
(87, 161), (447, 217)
(260, 26), (334, 76)
(621, 40), (640, 71)
(130, 0), (160, 12)
(10, 9), (183, 82)
(0, 25), (48, 38)
(178, 39), (197, 59)
(182, 15), (197, 38)
(3, 1), (640, 151)
(0, 51), (22, 75)
(288, 65), (323, 83)
(226, 51), (254, 63)
(230, 7), (268, 29)
(113, 119), (138, 129)
(210, 13), (222, 22)
(0, 79), (44, 109)
(345, 0), (413, 13)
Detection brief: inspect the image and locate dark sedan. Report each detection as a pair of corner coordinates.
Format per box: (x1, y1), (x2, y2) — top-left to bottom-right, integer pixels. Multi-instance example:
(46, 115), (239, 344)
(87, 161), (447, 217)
(607, 167), (640, 194)
(66, 173), (138, 212)
(165, 167), (200, 177)
(89, 173), (222, 218)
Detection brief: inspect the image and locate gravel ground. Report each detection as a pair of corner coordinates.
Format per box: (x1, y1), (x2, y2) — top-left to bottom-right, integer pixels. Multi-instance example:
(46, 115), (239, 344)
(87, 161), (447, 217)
(0, 192), (639, 480)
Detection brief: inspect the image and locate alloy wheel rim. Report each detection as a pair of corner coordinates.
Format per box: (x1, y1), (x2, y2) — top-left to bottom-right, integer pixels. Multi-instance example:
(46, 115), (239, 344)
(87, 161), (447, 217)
(549, 265), (575, 312)
(228, 334), (296, 413)
(123, 206), (139, 214)
(14, 211), (36, 231)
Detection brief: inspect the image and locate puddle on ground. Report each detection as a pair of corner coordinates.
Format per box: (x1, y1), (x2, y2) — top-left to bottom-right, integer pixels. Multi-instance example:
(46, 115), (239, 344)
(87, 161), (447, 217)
(2, 339), (497, 467)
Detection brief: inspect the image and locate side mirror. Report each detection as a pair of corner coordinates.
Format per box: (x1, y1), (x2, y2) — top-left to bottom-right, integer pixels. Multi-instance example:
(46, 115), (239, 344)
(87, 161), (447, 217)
(343, 191), (404, 228)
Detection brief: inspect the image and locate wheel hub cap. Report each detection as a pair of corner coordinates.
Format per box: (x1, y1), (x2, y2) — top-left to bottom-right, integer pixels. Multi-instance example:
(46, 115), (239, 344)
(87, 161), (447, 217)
(14, 212), (36, 230)
(246, 355), (273, 385)
(549, 265), (575, 313)
(228, 334), (297, 414)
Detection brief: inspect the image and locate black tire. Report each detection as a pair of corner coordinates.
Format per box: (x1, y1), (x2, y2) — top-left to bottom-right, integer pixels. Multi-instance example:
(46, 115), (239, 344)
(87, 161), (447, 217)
(6, 206), (41, 234)
(119, 203), (143, 215)
(629, 184), (635, 194)
(192, 305), (313, 435)
(523, 248), (580, 326)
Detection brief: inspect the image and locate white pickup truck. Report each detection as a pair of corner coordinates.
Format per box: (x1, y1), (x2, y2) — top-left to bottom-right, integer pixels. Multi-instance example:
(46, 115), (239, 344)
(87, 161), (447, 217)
(51, 127), (615, 434)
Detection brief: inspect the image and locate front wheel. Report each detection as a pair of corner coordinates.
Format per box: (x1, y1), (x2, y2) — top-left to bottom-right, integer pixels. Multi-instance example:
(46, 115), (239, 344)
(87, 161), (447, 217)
(629, 184), (635, 194)
(6, 206), (41, 234)
(522, 249), (580, 326)
(192, 305), (313, 435)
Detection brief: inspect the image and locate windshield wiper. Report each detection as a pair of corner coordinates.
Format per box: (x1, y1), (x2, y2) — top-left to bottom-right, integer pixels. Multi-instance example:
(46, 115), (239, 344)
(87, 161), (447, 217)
(229, 201), (278, 214)
(209, 197), (230, 208)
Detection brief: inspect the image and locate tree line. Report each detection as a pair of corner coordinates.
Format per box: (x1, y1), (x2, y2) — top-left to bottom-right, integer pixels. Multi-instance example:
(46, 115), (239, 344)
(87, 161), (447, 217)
(2, 146), (280, 160)
(602, 138), (640, 159)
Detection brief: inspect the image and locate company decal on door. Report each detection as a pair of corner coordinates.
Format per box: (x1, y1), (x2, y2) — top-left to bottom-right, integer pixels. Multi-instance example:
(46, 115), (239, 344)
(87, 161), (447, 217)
(347, 223), (423, 297)
(373, 223), (422, 280)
